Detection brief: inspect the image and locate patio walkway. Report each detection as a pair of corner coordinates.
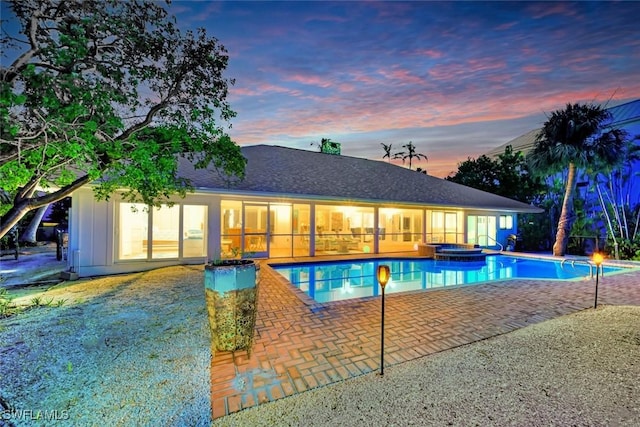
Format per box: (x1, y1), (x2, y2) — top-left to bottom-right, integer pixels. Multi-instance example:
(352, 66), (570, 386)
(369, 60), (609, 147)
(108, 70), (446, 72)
(210, 254), (640, 419)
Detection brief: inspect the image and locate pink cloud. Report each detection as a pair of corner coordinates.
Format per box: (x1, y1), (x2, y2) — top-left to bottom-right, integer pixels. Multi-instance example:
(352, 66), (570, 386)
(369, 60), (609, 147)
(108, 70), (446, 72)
(495, 21), (518, 31)
(527, 2), (578, 19)
(350, 72), (381, 85)
(413, 48), (444, 59)
(378, 68), (424, 85)
(230, 82), (303, 97)
(428, 63), (468, 80)
(285, 74), (334, 88)
(466, 58), (507, 73)
(521, 65), (551, 73)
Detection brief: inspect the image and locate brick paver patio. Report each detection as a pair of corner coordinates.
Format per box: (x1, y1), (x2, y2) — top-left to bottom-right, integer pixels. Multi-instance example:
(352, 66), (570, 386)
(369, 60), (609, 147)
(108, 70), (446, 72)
(210, 254), (640, 419)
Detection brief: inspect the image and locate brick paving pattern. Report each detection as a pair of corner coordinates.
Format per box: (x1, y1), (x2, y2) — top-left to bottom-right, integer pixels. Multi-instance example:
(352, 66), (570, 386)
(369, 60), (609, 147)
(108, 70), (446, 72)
(210, 256), (640, 419)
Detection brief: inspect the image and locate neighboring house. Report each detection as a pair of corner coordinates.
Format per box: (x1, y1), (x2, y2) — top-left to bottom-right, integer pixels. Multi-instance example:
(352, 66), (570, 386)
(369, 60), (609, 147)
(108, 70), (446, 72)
(485, 99), (640, 159)
(483, 99), (640, 252)
(67, 145), (542, 277)
(485, 98), (640, 203)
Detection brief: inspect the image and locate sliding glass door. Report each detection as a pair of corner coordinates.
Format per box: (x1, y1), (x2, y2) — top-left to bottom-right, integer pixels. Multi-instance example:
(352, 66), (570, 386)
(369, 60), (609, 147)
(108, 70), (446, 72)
(243, 203), (269, 258)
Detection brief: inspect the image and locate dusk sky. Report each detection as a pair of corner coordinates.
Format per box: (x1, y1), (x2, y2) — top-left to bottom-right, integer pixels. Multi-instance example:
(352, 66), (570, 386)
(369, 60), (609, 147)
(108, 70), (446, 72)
(3, 1), (639, 177)
(167, 1), (639, 177)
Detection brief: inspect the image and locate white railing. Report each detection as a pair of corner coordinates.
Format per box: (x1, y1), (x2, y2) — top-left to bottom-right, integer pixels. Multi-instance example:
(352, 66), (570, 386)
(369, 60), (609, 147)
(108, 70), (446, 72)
(478, 235), (503, 252)
(560, 258), (600, 278)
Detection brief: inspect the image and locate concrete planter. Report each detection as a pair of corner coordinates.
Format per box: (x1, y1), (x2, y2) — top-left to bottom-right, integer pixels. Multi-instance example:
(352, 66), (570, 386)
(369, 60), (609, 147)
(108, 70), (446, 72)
(204, 260), (258, 353)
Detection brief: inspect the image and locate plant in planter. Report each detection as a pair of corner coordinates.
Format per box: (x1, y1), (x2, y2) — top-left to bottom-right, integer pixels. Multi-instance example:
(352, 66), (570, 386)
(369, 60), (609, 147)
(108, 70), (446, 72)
(204, 252), (259, 355)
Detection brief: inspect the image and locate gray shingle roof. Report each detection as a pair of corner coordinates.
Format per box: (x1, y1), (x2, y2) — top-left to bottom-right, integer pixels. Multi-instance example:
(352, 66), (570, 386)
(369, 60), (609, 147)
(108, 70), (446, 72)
(178, 145), (543, 213)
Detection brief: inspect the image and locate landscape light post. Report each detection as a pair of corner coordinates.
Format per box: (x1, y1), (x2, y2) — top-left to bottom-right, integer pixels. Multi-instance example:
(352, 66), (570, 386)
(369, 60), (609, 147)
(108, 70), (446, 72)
(593, 253), (603, 309)
(377, 264), (390, 375)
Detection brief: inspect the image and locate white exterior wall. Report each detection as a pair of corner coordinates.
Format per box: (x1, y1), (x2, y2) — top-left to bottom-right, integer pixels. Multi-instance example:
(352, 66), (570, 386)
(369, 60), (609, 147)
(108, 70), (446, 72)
(70, 189), (215, 277)
(70, 188), (520, 278)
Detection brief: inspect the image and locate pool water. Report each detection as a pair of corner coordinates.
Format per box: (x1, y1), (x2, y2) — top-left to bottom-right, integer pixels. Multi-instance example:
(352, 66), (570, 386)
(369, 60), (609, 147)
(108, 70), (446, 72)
(271, 255), (626, 303)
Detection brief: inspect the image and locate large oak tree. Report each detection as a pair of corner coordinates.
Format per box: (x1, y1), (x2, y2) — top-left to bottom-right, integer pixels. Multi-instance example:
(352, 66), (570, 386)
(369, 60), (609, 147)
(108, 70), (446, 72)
(0, 0), (246, 238)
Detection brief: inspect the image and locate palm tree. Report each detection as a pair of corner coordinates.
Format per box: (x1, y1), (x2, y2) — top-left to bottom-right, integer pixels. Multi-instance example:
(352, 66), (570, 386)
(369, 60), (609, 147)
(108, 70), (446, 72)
(527, 103), (626, 256)
(380, 143), (395, 162)
(399, 141), (428, 170)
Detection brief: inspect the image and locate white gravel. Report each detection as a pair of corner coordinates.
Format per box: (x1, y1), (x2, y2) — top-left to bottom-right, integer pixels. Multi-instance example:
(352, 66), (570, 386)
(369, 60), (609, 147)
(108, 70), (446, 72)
(1, 266), (211, 427)
(1, 265), (638, 427)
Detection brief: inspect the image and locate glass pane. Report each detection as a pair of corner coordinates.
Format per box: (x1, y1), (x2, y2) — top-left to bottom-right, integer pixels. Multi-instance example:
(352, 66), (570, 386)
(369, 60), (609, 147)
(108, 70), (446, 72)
(244, 204), (268, 255)
(293, 204), (311, 257)
(183, 205), (207, 257)
(270, 204), (292, 257)
(119, 203), (148, 260)
(478, 216), (488, 246)
(379, 208), (422, 252)
(221, 200), (242, 256)
(152, 204), (179, 259)
(445, 212), (458, 243)
(467, 215), (477, 244)
(488, 216), (497, 243)
(315, 205), (373, 255)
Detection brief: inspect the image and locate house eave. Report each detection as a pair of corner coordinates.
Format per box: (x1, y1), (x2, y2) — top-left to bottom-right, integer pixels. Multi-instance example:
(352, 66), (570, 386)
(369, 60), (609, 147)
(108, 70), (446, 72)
(193, 187), (543, 213)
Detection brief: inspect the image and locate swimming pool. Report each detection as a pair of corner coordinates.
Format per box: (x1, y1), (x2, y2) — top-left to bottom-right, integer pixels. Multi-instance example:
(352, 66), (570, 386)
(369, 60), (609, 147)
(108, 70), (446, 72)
(271, 255), (627, 303)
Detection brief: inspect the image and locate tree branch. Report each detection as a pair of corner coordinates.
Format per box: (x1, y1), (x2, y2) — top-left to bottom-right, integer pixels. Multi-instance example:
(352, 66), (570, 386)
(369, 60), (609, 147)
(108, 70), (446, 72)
(116, 100), (168, 141)
(2, 13), (41, 84)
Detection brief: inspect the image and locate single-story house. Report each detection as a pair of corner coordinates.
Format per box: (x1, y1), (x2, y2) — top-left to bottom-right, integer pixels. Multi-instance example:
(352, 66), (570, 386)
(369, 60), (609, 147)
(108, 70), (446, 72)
(66, 145), (543, 277)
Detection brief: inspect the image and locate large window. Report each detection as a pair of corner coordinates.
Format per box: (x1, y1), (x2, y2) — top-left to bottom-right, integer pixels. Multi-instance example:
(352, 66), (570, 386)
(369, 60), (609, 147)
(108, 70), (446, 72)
(151, 204), (179, 259)
(292, 204), (311, 257)
(467, 215), (497, 247)
(378, 208), (422, 253)
(427, 210), (462, 243)
(315, 205), (375, 255)
(117, 202), (207, 261)
(119, 203), (148, 260)
(221, 200), (242, 256)
(499, 215), (513, 230)
(183, 205), (207, 257)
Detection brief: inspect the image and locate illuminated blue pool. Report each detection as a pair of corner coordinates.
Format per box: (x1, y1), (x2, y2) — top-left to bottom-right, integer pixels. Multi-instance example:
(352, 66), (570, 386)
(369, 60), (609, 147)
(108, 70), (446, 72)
(271, 255), (627, 303)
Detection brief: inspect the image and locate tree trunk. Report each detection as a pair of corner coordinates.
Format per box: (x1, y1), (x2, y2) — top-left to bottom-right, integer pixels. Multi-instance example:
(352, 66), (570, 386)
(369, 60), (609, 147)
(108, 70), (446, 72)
(553, 162), (578, 256)
(0, 174), (90, 240)
(19, 205), (49, 244)
(0, 200), (34, 240)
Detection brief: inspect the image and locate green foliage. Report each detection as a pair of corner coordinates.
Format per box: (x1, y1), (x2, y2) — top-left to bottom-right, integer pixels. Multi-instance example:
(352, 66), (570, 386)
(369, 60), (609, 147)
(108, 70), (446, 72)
(447, 145), (547, 204)
(0, 0), (246, 237)
(447, 145), (550, 250)
(0, 288), (14, 317)
(517, 213), (553, 251)
(608, 238), (640, 260)
(527, 103), (626, 176)
(526, 102), (628, 256)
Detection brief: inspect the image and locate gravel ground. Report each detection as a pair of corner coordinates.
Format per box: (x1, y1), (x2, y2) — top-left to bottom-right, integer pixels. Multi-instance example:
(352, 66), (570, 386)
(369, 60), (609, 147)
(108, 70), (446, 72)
(1, 264), (639, 427)
(1, 266), (211, 427)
